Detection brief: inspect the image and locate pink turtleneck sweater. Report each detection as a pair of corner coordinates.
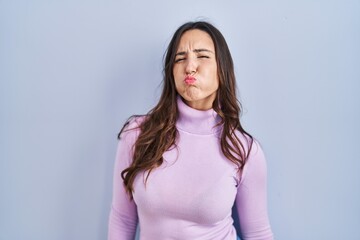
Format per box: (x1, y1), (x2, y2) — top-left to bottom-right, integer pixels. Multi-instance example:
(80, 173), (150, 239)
(108, 96), (273, 240)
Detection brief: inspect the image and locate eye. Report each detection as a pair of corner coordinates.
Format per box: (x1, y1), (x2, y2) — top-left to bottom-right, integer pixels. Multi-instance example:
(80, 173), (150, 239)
(198, 55), (210, 59)
(175, 58), (185, 63)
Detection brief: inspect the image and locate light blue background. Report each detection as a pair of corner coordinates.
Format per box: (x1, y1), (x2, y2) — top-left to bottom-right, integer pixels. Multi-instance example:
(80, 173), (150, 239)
(1, 0), (359, 240)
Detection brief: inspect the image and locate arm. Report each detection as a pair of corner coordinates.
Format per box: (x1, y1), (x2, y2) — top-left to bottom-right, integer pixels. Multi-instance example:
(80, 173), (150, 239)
(108, 122), (140, 240)
(235, 141), (274, 240)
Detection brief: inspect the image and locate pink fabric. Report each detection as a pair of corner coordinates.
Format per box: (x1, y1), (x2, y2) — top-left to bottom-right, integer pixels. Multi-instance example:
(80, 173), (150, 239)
(108, 96), (273, 240)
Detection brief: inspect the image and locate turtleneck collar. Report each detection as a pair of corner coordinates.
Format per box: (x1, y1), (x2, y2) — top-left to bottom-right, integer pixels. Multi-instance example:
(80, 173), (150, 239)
(176, 95), (222, 135)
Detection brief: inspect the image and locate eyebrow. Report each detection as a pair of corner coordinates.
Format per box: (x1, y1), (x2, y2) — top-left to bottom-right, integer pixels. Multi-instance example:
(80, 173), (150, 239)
(175, 48), (214, 56)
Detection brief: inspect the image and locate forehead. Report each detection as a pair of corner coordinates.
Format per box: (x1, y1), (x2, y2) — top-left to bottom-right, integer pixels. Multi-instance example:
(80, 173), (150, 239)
(176, 29), (215, 51)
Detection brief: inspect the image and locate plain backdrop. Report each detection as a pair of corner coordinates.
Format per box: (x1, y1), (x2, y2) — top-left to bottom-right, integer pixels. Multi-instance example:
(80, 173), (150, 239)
(1, 0), (359, 239)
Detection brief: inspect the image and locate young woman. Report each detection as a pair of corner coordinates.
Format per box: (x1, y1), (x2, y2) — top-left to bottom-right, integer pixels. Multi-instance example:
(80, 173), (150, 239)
(108, 21), (274, 240)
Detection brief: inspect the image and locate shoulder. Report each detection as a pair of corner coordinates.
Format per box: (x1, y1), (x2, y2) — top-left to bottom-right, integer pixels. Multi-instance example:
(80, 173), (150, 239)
(123, 115), (146, 131)
(118, 115), (147, 143)
(233, 130), (264, 158)
(234, 131), (253, 153)
(247, 139), (266, 164)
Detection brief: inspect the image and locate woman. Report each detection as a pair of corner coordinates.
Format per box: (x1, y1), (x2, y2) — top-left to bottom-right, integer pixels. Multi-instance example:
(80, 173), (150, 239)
(108, 21), (274, 240)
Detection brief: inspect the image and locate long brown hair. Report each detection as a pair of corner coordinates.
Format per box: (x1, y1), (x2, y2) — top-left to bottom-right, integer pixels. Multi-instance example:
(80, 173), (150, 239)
(119, 21), (253, 198)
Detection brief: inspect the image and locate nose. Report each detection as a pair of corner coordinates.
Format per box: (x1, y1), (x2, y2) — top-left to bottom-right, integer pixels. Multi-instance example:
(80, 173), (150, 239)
(185, 57), (197, 75)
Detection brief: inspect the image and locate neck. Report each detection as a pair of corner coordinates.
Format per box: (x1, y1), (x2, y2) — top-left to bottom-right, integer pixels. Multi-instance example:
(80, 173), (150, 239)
(176, 95), (222, 135)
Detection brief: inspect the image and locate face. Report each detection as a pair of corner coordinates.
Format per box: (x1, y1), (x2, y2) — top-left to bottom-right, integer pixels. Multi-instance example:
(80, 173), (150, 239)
(173, 29), (219, 110)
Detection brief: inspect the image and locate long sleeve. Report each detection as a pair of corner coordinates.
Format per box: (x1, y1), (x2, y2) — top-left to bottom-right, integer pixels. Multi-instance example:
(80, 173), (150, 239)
(108, 121), (140, 240)
(235, 141), (274, 240)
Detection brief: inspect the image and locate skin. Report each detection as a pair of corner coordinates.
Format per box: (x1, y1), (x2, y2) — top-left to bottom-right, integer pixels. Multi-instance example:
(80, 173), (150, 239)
(173, 29), (219, 110)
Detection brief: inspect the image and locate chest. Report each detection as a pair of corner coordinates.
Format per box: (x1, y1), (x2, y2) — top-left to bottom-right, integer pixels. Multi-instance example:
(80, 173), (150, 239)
(133, 132), (239, 224)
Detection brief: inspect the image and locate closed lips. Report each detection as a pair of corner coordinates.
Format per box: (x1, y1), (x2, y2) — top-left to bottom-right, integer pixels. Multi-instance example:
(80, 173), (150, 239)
(184, 76), (196, 84)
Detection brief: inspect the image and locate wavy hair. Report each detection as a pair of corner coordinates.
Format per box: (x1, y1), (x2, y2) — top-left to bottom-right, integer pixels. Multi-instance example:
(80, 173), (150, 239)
(119, 21), (253, 198)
